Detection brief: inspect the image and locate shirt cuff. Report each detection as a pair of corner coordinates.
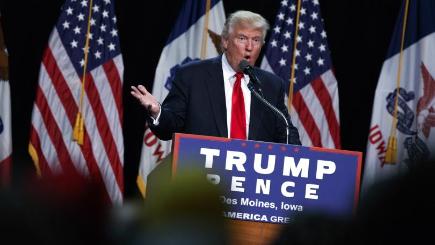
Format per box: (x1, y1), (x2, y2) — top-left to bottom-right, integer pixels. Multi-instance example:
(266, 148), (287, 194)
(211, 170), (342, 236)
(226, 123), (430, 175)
(150, 103), (162, 126)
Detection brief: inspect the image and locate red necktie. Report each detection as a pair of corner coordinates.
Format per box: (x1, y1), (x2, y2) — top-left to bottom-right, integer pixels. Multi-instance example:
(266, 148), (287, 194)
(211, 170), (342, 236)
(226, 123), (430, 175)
(230, 72), (247, 139)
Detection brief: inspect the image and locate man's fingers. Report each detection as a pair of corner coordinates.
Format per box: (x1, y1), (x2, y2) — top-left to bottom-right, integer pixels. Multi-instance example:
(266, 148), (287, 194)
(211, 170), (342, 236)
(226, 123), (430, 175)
(130, 85), (149, 96)
(138, 85), (149, 95)
(130, 85), (159, 117)
(131, 92), (142, 101)
(130, 86), (143, 98)
(130, 88), (143, 100)
(130, 85), (140, 93)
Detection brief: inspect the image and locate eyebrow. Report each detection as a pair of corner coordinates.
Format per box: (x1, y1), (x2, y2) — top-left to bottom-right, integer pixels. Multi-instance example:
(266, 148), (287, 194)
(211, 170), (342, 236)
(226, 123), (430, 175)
(236, 34), (261, 39)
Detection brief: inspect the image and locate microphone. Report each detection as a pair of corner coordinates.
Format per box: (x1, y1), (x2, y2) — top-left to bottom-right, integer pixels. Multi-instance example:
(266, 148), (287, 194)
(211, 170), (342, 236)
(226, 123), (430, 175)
(238, 60), (290, 144)
(238, 59), (261, 86)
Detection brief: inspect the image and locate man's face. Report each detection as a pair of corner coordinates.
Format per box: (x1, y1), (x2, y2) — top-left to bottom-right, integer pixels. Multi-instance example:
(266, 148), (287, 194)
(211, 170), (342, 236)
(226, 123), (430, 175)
(222, 23), (263, 71)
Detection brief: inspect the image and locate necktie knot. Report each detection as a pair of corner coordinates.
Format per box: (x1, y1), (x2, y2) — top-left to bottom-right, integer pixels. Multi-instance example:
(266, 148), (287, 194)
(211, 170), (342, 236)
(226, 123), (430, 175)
(235, 72), (244, 82)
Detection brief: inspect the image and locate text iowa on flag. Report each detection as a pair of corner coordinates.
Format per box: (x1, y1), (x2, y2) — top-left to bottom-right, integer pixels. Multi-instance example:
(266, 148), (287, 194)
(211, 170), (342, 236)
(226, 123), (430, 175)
(136, 0), (225, 197)
(28, 0), (124, 204)
(261, 0), (341, 149)
(363, 0), (435, 192)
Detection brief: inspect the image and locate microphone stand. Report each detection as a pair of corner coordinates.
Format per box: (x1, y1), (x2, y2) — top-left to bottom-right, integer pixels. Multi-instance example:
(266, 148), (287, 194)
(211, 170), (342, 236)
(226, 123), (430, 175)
(247, 82), (289, 145)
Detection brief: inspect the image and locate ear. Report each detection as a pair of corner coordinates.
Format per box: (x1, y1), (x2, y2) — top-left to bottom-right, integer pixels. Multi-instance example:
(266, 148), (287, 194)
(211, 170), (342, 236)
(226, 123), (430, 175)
(221, 37), (229, 50)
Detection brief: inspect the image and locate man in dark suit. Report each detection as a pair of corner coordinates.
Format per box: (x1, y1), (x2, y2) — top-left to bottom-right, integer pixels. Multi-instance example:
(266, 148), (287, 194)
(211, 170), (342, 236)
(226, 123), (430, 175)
(131, 10), (301, 145)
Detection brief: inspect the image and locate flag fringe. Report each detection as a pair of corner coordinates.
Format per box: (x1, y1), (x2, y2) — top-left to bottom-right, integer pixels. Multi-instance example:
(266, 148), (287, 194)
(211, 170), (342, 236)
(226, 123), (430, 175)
(384, 136), (397, 164)
(28, 143), (42, 176)
(73, 112), (84, 145)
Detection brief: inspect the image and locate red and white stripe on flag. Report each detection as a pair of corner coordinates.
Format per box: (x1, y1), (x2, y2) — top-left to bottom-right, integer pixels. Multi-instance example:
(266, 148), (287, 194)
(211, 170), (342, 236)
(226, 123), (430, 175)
(29, 0), (124, 204)
(290, 70), (341, 148)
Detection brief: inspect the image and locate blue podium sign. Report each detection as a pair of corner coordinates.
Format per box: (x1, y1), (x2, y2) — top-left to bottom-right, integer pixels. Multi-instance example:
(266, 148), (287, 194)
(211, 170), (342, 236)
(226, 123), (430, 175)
(172, 133), (362, 224)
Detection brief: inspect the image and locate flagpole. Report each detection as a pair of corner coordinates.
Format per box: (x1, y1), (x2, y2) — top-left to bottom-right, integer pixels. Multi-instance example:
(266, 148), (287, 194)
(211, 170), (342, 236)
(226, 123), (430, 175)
(288, 0), (303, 113)
(73, 0), (95, 145)
(385, 0), (409, 164)
(200, 0), (212, 59)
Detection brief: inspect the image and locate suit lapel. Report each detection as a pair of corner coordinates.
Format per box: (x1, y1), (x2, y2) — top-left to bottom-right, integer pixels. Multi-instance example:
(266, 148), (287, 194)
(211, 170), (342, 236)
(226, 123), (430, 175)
(248, 81), (264, 140)
(204, 57), (228, 137)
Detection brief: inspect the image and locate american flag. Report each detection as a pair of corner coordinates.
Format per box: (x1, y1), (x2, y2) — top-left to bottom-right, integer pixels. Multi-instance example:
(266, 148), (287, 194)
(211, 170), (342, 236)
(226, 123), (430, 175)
(29, 0), (124, 204)
(261, 0), (340, 148)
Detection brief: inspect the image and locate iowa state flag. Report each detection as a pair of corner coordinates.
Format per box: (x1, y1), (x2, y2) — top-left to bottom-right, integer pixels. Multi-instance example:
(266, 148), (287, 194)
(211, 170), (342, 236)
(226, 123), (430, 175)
(136, 0), (225, 197)
(363, 0), (435, 192)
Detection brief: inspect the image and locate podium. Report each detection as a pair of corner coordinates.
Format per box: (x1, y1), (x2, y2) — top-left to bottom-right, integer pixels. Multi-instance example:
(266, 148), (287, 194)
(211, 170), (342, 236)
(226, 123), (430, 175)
(147, 133), (362, 245)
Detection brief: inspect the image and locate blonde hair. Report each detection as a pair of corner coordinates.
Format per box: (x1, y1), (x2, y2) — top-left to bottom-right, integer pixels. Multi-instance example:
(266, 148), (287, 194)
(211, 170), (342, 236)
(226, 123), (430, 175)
(221, 10), (269, 42)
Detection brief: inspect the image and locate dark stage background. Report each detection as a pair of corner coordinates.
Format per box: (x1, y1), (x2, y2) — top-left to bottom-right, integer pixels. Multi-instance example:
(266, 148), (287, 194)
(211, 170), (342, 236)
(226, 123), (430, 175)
(0, 0), (401, 198)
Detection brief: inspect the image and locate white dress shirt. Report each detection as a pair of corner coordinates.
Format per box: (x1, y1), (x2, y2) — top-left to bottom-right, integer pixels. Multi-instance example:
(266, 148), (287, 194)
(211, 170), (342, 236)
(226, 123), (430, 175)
(222, 54), (251, 138)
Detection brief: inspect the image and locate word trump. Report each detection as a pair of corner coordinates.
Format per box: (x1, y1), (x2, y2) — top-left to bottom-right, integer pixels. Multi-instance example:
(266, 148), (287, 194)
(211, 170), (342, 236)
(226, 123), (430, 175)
(200, 148), (336, 200)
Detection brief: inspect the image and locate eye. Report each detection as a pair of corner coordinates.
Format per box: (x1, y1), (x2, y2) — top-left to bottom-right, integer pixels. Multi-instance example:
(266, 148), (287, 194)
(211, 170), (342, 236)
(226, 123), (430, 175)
(253, 38), (262, 44)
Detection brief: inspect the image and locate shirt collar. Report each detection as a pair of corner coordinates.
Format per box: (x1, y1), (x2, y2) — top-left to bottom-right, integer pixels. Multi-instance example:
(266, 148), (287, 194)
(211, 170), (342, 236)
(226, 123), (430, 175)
(222, 53), (235, 82)
(222, 53), (248, 83)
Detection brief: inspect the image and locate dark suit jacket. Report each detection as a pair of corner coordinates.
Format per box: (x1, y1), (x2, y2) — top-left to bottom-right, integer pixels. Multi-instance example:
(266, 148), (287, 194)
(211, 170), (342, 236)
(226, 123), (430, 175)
(150, 56), (301, 145)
